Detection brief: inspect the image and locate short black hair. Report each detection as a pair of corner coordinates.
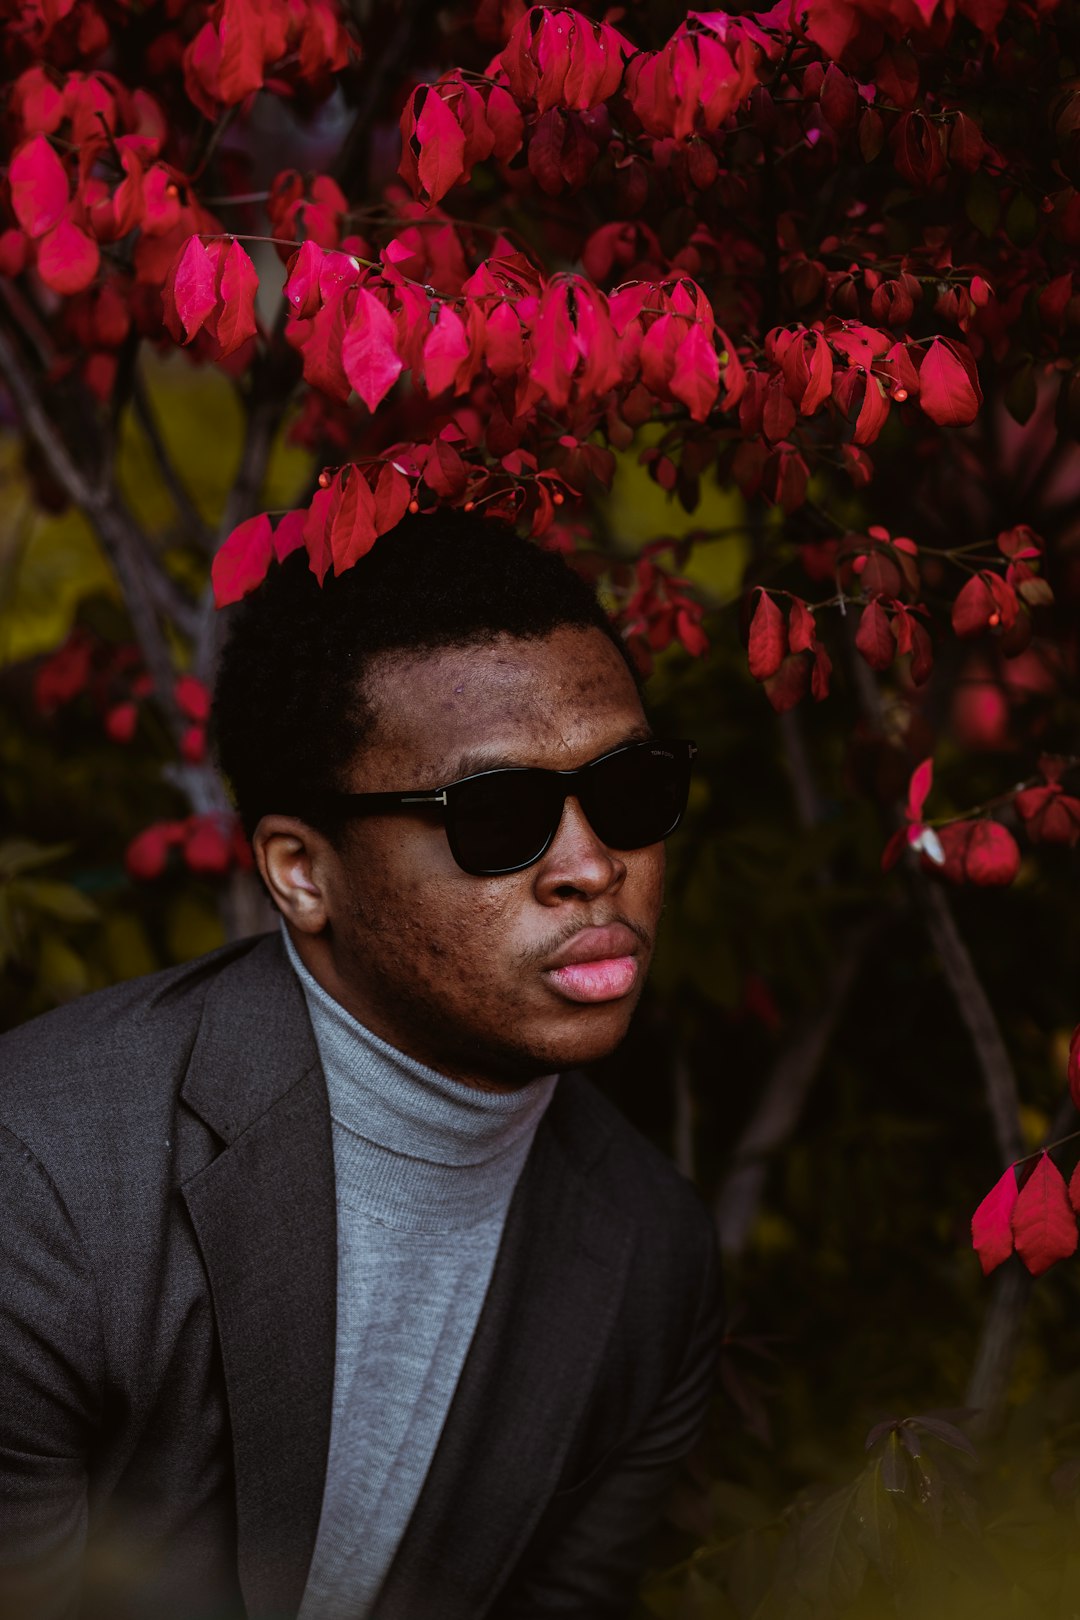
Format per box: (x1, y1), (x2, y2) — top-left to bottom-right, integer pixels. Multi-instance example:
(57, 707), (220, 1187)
(212, 509), (636, 838)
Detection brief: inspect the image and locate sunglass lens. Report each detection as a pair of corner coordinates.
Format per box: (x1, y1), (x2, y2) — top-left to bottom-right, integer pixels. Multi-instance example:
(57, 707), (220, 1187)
(581, 743), (690, 851)
(448, 771), (558, 875)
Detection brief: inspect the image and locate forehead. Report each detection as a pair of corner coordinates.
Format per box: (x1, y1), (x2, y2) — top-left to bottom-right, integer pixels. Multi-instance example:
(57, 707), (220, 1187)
(356, 626), (647, 786)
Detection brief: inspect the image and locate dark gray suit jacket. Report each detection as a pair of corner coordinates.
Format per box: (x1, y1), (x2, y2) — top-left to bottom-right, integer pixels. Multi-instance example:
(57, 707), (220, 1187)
(0, 933), (721, 1620)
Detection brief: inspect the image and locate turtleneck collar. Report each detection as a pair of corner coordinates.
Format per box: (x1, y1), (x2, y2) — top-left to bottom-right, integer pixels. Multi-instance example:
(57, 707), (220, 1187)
(281, 923), (558, 1173)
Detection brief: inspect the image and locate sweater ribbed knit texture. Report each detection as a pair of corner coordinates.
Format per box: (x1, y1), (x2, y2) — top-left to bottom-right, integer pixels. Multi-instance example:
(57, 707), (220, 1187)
(285, 927), (557, 1620)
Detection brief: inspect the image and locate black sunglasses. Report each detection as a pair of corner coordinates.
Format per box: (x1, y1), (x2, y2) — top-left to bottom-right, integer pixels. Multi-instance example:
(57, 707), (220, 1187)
(295, 737), (697, 877)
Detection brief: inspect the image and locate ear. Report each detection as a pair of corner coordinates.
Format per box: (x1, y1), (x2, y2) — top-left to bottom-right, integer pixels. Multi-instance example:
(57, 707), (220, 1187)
(253, 815), (336, 934)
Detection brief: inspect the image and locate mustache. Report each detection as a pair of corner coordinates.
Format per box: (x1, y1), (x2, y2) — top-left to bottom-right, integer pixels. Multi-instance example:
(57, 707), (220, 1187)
(520, 913), (653, 969)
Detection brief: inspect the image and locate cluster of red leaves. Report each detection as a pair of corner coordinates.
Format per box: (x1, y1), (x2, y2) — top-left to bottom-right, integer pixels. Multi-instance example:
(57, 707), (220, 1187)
(973, 1027), (1080, 1278)
(881, 753), (1080, 891)
(33, 633), (212, 764)
(0, 0), (358, 396)
(126, 813), (252, 881)
(972, 1153), (1079, 1279)
(182, 0), (355, 119)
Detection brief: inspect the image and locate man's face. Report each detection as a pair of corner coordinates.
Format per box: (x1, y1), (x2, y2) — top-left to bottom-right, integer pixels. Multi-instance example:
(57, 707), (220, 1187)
(300, 625), (666, 1088)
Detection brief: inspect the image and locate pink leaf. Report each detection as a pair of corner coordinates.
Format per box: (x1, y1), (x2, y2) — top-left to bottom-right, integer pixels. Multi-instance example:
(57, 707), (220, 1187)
(214, 238), (259, 357)
(9, 134), (68, 240)
(669, 323), (719, 423)
(414, 87), (467, 206)
(971, 1166), (1018, 1276)
(907, 758), (933, 823)
(211, 513), (274, 607)
(36, 217), (100, 295)
(1012, 1154), (1078, 1277)
(918, 337), (982, 427)
(272, 509), (307, 562)
(164, 235), (219, 344)
(342, 288), (402, 412)
(423, 304), (471, 396)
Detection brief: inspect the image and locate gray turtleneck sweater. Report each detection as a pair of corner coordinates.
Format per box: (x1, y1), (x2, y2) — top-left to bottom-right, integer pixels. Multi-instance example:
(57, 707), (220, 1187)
(284, 928), (557, 1620)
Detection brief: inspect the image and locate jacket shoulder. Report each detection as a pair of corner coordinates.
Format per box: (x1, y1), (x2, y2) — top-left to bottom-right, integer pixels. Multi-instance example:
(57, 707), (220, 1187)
(0, 933), (272, 1124)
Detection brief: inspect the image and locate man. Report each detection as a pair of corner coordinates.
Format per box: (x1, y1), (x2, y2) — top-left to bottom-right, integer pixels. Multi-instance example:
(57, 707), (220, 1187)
(0, 511), (721, 1620)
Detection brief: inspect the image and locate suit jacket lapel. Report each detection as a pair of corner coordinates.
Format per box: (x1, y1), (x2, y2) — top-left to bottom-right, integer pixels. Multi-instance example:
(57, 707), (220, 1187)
(376, 1082), (634, 1620)
(178, 935), (337, 1620)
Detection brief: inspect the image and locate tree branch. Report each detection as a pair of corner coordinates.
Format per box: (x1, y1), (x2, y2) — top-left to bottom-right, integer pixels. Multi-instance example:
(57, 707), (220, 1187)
(714, 923), (871, 1258)
(917, 881), (1025, 1168)
(0, 320), (187, 741)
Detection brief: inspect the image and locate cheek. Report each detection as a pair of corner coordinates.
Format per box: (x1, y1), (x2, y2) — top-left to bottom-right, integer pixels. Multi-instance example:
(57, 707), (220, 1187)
(341, 826), (525, 985)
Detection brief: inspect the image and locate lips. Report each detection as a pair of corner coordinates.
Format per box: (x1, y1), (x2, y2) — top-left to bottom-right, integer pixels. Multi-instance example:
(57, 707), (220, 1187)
(542, 923), (643, 1005)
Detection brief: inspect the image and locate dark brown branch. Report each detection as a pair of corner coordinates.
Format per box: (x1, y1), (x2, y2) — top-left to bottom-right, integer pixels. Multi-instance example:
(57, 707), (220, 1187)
(0, 321), (186, 742)
(714, 923), (871, 1258)
(917, 881), (1024, 1168)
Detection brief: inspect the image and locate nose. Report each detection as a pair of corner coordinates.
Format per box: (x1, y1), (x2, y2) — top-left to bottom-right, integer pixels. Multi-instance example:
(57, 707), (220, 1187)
(533, 795), (626, 904)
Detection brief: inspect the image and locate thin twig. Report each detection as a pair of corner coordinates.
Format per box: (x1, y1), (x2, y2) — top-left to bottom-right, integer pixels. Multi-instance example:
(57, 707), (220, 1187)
(918, 881), (1024, 1168)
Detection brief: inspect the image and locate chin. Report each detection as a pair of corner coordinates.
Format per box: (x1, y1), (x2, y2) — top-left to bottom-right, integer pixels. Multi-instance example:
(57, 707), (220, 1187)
(514, 1002), (638, 1075)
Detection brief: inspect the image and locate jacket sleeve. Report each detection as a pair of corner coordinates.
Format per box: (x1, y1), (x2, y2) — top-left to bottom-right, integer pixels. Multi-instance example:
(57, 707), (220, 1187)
(0, 1125), (103, 1620)
(490, 1225), (723, 1620)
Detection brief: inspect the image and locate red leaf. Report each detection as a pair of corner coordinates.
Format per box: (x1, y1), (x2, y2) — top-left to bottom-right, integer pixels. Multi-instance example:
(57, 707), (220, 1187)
(215, 238), (259, 357)
(414, 87), (467, 206)
(36, 218), (100, 295)
(748, 590), (787, 681)
(1063, 1165), (1080, 1242)
(175, 674), (211, 723)
(214, 0), (265, 105)
(855, 598), (894, 671)
(919, 337), (982, 427)
(764, 653), (810, 713)
(211, 512), (274, 607)
(105, 701), (138, 744)
(485, 300), (525, 380)
(907, 758), (934, 823)
(303, 484), (337, 586)
(184, 816), (233, 876)
(9, 135), (68, 240)
(284, 239), (326, 319)
(342, 289), (402, 412)
(164, 235), (219, 345)
(126, 822), (182, 881)
(299, 291), (351, 402)
(329, 467), (377, 574)
(373, 462), (412, 534)
(910, 621), (933, 685)
(1012, 1154), (1078, 1277)
(811, 640), (832, 701)
(1069, 1024), (1080, 1115)
(272, 509), (307, 562)
(788, 598), (815, 654)
(952, 573), (997, 638)
(670, 323), (719, 423)
(971, 1166), (1018, 1276)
